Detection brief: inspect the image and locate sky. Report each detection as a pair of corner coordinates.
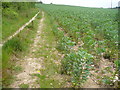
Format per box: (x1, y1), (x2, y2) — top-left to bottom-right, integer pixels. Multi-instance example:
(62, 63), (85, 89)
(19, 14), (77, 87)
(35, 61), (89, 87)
(38, 0), (120, 8)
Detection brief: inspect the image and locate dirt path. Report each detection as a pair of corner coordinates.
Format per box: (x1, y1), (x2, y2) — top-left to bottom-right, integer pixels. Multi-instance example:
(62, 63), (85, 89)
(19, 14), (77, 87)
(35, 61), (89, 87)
(10, 11), (44, 88)
(9, 11), (72, 88)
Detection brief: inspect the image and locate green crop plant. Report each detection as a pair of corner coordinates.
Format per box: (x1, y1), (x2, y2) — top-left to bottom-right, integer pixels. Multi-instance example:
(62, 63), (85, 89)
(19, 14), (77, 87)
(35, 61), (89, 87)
(37, 4), (118, 58)
(61, 49), (93, 87)
(57, 36), (75, 52)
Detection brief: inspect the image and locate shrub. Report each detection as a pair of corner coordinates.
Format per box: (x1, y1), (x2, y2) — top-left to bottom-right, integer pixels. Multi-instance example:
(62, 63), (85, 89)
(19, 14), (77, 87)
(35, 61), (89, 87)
(3, 38), (24, 53)
(3, 8), (18, 19)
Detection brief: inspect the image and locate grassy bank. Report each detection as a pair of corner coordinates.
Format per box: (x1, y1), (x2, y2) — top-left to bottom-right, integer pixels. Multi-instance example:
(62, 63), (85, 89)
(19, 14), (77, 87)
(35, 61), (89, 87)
(2, 7), (39, 41)
(2, 9), (42, 87)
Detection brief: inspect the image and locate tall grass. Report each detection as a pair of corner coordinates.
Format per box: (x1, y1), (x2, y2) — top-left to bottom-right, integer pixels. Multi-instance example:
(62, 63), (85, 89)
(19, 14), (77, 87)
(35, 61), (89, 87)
(2, 8), (39, 41)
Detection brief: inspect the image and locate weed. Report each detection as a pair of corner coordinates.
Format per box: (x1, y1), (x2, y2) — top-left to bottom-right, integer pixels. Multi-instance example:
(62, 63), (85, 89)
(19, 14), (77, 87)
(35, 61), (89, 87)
(12, 65), (22, 73)
(19, 84), (29, 88)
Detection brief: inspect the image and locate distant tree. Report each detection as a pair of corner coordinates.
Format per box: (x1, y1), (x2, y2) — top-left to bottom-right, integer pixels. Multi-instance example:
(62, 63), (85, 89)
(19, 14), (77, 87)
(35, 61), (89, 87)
(50, 3), (53, 4)
(39, 1), (43, 4)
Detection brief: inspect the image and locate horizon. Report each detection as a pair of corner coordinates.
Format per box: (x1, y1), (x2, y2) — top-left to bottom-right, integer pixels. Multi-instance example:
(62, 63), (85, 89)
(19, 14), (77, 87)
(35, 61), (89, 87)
(38, 0), (119, 8)
(1, 0), (119, 8)
(41, 3), (119, 9)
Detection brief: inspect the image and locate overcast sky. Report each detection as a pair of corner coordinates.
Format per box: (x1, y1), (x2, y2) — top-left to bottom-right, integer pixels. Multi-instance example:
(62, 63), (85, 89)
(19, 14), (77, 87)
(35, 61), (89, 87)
(38, 0), (119, 8)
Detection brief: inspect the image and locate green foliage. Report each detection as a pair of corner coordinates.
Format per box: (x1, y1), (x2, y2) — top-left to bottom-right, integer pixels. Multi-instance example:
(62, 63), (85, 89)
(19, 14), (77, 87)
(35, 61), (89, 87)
(19, 84), (29, 88)
(3, 38), (24, 53)
(2, 2), (35, 10)
(62, 49), (93, 87)
(2, 2), (38, 40)
(101, 76), (113, 86)
(57, 36), (75, 52)
(53, 28), (64, 40)
(11, 65), (22, 73)
(2, 2), (11, 9)
(37, 4), (118, 59)
(2, 50), (10, 69)
(34, 74), (46, 79)
(37, 4), (118, 87)
(3, 8), (18, 19)
(114, 60), (120, 70)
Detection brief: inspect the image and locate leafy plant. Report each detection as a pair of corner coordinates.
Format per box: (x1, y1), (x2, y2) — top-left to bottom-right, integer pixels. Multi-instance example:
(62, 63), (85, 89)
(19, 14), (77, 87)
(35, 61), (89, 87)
(101, 76), (113, 86)
(57, 36), (75, 52)
(61, 49), (94, 87)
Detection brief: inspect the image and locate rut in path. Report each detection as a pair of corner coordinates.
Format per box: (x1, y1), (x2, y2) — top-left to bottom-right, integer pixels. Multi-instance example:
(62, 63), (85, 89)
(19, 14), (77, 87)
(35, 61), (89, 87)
(10, 11), (45, 88)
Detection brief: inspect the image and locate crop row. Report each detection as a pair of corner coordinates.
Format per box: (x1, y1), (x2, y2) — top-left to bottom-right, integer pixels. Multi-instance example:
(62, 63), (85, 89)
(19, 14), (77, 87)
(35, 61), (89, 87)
(37, 4), (119, 87)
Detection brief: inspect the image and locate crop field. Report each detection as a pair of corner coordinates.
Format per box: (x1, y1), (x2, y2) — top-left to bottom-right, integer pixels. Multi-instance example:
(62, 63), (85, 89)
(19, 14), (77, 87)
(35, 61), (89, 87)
(2, 2), (119, 88)
(37, 4), (119, 87)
